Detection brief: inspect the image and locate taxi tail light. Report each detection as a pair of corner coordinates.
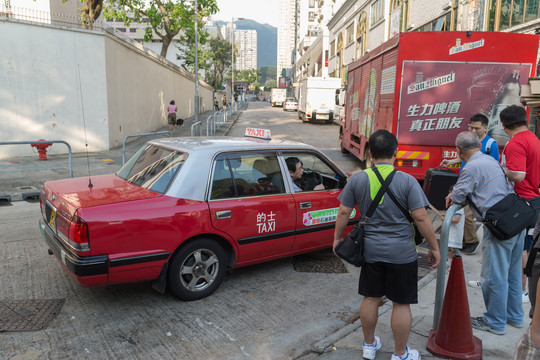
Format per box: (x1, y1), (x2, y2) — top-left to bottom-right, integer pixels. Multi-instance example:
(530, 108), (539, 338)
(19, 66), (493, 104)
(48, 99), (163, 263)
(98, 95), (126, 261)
(395, 159), (423, 168)
(57, 212), (89, 249)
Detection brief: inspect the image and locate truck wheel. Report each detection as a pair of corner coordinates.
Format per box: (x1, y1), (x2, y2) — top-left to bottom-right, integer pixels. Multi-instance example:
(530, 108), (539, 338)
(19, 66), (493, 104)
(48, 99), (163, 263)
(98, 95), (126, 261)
(339, 130), (348, 154)
(302, 114), (308, 123)
(168, 238), (227, 301)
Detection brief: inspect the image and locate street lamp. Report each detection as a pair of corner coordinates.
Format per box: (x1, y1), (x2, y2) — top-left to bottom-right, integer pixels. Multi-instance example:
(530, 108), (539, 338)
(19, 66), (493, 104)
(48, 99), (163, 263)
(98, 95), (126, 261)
(231, 17), (244, 105)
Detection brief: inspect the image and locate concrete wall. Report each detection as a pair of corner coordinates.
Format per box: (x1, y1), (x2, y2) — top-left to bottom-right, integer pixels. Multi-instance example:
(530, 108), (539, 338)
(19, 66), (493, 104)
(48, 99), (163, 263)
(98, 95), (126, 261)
(0, 19), (213, 158)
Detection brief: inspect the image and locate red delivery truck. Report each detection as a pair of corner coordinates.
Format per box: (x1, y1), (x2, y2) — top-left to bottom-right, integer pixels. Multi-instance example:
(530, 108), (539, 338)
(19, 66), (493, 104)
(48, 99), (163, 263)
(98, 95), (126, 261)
(339, 31), (539, 180)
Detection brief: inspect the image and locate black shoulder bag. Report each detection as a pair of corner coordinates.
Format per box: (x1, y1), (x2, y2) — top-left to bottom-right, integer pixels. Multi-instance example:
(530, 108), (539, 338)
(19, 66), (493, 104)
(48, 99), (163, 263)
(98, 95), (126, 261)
(335, 169), (397, 266)
(466, 165), (537, 241)
(372, 167), (424, 246)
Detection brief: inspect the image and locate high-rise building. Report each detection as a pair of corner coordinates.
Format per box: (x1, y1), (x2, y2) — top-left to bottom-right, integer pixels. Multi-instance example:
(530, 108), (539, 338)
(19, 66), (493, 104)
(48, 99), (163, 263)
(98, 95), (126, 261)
(277, 0), (296, 80)
(235, 29), (258, 71)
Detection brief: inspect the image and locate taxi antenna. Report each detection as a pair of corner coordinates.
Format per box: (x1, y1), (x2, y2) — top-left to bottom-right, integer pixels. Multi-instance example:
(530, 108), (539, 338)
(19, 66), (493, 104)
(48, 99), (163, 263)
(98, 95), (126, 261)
(77, 65), (93, 188)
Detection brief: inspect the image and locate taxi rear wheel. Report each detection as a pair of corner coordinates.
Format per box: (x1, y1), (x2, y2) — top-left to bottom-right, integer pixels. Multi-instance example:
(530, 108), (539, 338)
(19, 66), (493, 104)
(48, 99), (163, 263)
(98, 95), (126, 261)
(168, 239), (227, 301)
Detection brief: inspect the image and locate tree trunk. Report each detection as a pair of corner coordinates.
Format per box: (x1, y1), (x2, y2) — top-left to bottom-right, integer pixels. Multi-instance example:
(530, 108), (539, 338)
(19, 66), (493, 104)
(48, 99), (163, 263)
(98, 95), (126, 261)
(81, 0), (102, 30)
(161, 35), (172, 58)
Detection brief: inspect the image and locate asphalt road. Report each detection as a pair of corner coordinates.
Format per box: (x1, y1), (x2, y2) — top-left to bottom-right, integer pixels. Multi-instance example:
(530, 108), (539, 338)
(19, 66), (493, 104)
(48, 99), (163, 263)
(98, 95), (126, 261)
(0, 102), (367, 360)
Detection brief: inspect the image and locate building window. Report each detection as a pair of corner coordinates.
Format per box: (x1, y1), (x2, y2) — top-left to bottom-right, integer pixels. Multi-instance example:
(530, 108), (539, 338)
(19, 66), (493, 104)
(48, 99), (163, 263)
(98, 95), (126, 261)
(130, 28), (136, 33)
(356, 12), (367, 59)
(309, 0), (315, 8)
(309, 11), (316, 21)
(415, 11), (453, 32)
(346, 23), (355, 45)
(330, 40), (335, 57)
(488, 0), (540, 30)
(371, 0), (384, 25)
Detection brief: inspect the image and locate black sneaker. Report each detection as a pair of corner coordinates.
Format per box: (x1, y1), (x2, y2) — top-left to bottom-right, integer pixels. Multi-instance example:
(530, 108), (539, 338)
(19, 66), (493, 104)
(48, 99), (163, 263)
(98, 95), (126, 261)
(462, 242), (480, 255)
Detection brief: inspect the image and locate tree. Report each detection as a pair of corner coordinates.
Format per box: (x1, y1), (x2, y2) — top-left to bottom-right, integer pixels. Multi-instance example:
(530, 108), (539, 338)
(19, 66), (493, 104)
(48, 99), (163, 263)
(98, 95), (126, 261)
(104, 0), (218, 58)
(206, 36), (232, 90)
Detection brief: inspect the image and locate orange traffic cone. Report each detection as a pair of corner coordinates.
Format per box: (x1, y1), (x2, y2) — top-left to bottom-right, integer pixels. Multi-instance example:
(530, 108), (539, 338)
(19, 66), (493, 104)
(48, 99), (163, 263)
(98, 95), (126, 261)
(427, 255), (482, 359)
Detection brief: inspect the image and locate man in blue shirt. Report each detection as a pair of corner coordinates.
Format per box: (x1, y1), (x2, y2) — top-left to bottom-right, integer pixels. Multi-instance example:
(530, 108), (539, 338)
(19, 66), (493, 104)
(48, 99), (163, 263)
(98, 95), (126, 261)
(441, 114), (499, 254)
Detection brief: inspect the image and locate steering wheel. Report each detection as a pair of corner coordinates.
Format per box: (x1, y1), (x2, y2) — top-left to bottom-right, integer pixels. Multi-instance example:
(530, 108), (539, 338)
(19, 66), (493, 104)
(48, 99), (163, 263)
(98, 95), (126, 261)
(300, 170), (323, 191)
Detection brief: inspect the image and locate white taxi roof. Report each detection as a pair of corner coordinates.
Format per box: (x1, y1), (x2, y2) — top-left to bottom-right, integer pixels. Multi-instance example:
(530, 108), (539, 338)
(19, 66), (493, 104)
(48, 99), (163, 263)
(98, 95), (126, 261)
(145, 137), (332, 201)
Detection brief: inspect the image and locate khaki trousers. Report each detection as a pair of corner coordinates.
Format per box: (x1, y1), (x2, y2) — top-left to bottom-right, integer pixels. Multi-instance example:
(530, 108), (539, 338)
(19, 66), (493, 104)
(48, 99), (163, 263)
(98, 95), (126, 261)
(463, 205), (478, 245)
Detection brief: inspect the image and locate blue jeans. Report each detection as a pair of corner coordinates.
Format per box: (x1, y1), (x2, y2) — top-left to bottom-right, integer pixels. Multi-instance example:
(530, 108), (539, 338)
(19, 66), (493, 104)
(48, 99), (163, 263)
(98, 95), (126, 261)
(480, 227), (524, 331)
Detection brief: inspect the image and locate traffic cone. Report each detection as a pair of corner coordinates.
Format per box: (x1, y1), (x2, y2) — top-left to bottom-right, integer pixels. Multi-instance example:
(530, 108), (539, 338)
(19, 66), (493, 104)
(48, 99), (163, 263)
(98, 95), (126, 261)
(427, 255), (482, 359)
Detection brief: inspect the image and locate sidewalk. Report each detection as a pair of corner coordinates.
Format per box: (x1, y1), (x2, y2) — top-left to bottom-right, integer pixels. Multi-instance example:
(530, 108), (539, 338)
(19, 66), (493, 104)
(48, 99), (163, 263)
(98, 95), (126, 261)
(0, 105), (246, 202)
(303, 237), (530, 360)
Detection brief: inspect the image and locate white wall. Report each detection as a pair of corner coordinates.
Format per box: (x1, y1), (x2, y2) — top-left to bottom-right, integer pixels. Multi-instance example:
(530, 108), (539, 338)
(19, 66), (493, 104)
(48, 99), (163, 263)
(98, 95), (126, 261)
(0, 19), (213, 158)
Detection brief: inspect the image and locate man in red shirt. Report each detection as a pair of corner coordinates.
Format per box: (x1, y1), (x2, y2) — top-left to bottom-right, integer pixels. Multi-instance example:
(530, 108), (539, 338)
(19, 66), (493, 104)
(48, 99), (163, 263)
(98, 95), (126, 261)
(500, 105), (540, 313)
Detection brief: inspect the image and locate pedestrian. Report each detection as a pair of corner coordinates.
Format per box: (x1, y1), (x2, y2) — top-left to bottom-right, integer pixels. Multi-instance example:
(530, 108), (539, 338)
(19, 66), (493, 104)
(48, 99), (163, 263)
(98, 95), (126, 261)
(440, 113), (499, 255)
(333, 130), (440, 360)
(168, 100), (178, 130)
(513, 275), (540, 359)
(214, 97), (219, 111)
(499, 105), (540, 312)
(222, 95), (227, 110)
(447, 131), (524, 335)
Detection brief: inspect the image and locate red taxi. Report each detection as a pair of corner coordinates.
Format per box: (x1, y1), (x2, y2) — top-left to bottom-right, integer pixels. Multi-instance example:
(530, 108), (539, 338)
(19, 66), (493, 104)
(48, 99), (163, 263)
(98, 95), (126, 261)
(39, 132), (357, 300)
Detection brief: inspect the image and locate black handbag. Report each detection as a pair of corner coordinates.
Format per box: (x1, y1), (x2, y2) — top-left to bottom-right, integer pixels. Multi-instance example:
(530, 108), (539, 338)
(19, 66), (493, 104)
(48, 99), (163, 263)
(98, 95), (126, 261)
(335, 169), (397, 266)
(466, 165), (537, 240)
(468, 193), (537, 240)
(372, 167), (424, 245)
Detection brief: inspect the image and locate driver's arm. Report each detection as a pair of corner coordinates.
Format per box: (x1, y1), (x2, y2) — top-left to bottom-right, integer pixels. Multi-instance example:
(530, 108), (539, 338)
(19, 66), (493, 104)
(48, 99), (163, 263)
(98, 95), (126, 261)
(314, 184), (325, 190)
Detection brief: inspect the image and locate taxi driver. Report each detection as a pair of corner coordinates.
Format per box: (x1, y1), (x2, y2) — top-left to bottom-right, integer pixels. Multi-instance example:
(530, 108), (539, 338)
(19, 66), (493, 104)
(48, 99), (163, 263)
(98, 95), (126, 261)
(286, 157), (324, 192)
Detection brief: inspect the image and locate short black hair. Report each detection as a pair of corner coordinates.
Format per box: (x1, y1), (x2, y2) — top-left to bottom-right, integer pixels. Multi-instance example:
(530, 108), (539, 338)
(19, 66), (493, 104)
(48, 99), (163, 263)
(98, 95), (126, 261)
(170, 100), (175, 105)
(500, 105), (527, 129)
(368, 130), (398, 160)
(285, 157), (301, 172)
(470, 113), (489, 126)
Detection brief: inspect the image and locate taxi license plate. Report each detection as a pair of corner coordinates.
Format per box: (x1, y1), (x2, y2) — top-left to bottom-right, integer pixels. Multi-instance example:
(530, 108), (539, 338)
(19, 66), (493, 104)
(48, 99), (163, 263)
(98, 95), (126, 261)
(317, 114), (329, 119)
(45, 202), (57, 231)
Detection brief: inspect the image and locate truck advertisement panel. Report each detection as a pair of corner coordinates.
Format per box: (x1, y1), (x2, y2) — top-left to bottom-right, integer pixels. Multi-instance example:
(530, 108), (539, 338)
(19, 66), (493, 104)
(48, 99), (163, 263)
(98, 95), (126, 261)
(397, 61), (530, 147)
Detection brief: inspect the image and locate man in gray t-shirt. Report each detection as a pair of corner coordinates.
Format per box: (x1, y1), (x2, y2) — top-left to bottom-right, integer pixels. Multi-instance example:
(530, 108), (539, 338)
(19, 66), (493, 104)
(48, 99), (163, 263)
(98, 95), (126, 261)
(333, 130), (440, 360)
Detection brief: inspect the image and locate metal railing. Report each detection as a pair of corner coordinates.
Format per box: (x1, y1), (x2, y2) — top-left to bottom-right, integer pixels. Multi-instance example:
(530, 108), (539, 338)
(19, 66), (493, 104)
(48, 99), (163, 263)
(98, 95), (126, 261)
(0, 140), (73, 177)
(191, 121), (202, 136)
(433, 203), (464, 329)
(122, 131), (171, 165)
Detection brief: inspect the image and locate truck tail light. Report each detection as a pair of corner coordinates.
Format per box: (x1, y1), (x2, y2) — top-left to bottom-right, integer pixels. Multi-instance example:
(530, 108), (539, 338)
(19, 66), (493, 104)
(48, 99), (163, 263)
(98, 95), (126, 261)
(57, 212), (90, 251)
(395, 159), (422, 168)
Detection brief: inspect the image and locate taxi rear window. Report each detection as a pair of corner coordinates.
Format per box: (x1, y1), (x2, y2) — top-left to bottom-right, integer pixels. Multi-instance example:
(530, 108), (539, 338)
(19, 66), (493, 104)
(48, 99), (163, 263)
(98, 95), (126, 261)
(117, 144), (188, 194)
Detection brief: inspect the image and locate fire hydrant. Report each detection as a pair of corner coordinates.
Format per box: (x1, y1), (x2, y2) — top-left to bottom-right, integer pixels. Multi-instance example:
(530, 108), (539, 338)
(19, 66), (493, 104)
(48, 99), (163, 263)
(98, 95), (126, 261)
(31, 139), (52, 160)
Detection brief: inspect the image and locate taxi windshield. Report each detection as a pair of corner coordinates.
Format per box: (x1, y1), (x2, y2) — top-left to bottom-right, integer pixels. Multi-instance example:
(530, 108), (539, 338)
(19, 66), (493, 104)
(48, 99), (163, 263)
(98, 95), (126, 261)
(117, 144), (188, 194)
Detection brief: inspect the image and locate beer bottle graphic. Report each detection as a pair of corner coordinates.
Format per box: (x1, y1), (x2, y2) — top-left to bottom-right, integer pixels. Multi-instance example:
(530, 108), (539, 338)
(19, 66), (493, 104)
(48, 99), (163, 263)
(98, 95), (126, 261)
(488, 70), (521, 144)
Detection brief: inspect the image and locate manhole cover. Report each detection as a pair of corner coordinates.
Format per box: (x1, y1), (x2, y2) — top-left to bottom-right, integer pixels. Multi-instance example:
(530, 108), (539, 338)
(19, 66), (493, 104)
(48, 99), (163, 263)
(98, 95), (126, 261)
(0, 299), (65, 332)
(293, 250), (347, 273)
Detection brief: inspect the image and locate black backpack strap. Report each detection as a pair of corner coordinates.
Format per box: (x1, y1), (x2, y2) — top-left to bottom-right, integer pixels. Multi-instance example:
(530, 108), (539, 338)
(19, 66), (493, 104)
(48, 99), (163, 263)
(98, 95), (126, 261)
(372, 166), (414, 222)
(466, 195), (484, 221)
(363, 168), (397, 222)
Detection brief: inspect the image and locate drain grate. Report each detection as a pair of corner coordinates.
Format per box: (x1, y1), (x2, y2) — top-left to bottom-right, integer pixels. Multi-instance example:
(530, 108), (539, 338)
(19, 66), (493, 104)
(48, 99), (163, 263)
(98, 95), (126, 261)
(293, 250), (347, 273)
(0, 299), (65, 332)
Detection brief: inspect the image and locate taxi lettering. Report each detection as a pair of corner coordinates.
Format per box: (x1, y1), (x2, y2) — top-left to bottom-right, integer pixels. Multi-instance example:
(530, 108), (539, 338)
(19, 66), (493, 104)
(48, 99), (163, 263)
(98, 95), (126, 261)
(257, 211), (276, 233)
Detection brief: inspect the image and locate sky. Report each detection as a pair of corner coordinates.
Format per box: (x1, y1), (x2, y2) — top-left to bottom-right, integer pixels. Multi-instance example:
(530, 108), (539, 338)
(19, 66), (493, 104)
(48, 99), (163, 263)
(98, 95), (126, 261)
(213, 0), (279, 28)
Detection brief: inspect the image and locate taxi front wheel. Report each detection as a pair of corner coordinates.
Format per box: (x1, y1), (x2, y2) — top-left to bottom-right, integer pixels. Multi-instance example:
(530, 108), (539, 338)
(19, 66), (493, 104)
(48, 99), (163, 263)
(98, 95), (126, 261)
(168, 238), (227, 301)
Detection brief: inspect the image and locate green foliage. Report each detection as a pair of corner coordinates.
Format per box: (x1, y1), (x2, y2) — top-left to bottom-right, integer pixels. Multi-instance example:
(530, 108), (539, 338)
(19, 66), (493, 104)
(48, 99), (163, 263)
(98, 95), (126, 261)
(104, 0), (218, 57)
(259, 66), (277, 85)
(205, 36), (232, 90)
(264, 79), (277, 92)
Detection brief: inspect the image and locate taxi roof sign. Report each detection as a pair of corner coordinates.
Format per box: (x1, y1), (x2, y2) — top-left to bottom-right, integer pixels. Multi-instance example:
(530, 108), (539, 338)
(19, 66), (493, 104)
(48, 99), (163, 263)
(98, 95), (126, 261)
(244, 128), (271, 140)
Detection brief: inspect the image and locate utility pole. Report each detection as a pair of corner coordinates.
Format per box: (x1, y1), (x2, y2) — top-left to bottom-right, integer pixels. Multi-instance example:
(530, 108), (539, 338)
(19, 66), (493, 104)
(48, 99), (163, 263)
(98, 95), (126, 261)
(194, 0), (199, 124)
(231, 16), (234, 105)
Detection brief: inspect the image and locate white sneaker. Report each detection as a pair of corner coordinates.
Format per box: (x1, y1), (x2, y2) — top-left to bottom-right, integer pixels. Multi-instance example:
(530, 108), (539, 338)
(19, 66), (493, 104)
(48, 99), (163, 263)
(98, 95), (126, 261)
(468, 280), (481, 288)
(523, 290), (530, 303)
(391, 347), (420, 360)
(362, 336), (382, 360)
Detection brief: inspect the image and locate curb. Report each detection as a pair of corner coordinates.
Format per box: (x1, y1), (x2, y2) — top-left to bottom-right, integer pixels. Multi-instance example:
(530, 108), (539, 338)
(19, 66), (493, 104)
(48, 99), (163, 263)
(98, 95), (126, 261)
(311, 269), (437, 354)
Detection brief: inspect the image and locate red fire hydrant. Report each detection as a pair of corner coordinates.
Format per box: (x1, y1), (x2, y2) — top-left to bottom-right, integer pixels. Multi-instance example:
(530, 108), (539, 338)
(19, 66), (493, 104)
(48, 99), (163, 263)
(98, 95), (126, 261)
(31, 139), (53, 160)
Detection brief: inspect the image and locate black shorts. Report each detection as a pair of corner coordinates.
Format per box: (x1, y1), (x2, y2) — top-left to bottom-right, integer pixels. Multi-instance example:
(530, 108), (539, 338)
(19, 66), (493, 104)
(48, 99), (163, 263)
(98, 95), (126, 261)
(359, 260), (418, 304)
(168, 113), (176, 125)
